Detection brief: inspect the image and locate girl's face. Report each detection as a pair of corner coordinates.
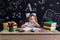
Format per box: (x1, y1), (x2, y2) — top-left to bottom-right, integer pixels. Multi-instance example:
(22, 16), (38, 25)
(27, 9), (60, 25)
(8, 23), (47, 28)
(29, 16), (35, 22)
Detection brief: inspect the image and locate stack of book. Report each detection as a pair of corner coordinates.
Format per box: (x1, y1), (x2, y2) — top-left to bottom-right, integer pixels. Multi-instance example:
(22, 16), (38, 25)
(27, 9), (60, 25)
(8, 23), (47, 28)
(43, 21), (57, 31)
(13, 22), (17, 31)
(3, 21), (17, 31)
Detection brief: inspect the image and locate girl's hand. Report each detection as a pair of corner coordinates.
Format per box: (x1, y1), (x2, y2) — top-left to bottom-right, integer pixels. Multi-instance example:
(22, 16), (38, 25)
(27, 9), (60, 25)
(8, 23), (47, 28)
(32, 20), (40, 28)
(32, 20), (36, 23)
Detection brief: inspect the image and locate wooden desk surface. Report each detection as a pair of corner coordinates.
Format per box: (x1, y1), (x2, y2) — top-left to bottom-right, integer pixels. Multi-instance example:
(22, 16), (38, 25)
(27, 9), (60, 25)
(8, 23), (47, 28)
(0, 32), (60, 35)
(0, 32), (60, 40)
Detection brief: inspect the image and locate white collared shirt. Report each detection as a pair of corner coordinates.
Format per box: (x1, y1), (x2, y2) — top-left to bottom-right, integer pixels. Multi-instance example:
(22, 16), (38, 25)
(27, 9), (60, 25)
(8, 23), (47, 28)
(25, 22), (36, 28)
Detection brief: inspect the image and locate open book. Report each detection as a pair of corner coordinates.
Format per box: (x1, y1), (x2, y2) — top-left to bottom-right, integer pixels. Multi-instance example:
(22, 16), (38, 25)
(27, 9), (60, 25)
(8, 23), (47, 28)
(22, 27), (41, 31)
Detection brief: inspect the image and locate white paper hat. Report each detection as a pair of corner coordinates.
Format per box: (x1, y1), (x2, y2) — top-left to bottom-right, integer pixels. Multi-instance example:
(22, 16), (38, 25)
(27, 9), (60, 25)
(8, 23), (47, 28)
(26, 13), (36, 18)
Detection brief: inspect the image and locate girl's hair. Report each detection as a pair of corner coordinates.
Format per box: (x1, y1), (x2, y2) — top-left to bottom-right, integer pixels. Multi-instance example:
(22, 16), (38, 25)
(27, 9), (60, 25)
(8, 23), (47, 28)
(26, 14), (38, 22)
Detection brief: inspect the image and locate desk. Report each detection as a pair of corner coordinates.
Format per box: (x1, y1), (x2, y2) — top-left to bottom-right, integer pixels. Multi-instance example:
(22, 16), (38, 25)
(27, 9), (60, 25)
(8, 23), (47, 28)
(0, 32), (60, 40)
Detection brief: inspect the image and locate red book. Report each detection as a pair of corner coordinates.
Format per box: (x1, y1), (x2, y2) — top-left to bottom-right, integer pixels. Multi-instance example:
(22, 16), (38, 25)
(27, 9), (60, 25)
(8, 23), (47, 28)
(44, 24), (51, 27)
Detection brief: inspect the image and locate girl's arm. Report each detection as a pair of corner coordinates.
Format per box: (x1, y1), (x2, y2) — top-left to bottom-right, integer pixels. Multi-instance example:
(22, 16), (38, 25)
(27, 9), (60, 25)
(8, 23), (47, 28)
(32, 20), (40, 28)
(34, 21), (40, 28)
(21, 24), (26, 28)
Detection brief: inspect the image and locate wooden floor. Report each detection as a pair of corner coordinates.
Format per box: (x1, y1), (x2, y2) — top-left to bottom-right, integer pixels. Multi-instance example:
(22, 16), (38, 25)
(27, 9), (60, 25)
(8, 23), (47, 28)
(0, 32), (60, 40)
